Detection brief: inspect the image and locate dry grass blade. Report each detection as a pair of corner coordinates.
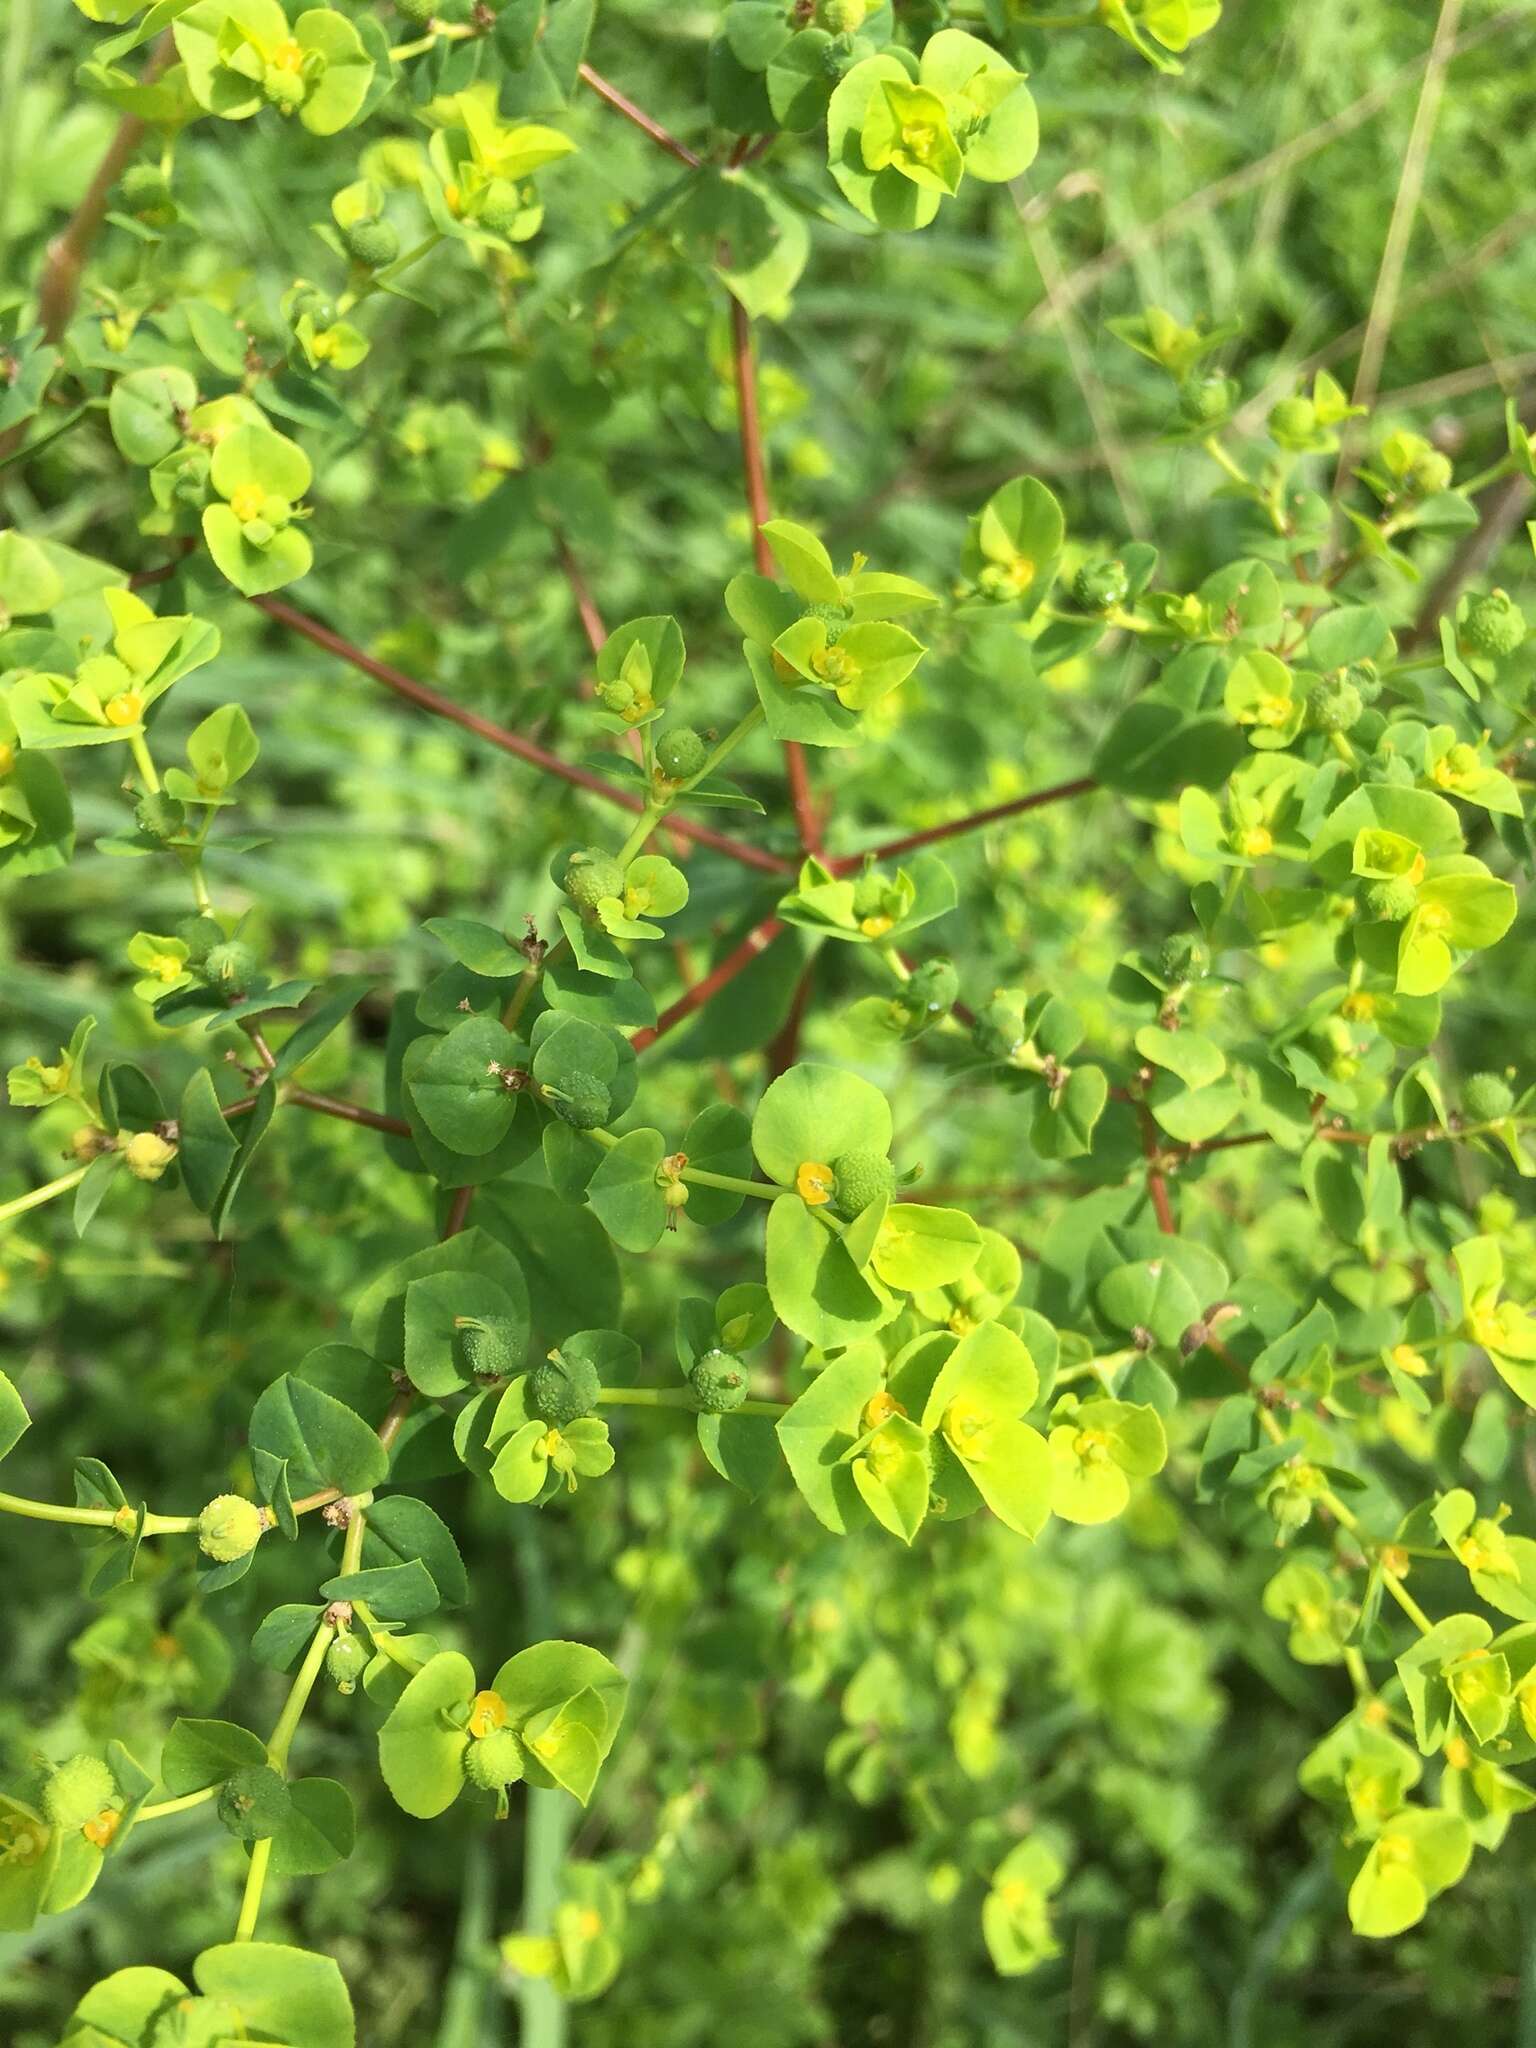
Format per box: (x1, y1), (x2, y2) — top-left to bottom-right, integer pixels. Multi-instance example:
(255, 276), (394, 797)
(1330, 0), (1465, 499)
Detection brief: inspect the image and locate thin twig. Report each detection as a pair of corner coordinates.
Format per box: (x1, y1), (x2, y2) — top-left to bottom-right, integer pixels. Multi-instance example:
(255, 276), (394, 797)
(631, 917), (785, 1053)
(253, 595), (790, 876)
(577, 63), (702, 170)
(556, 535), (607, 658)
(223, 1087), (412, 1138)
(828, 776), (1097, 872)
(35, 35), (173, 342)
(1137, 1102), (1177, 1235)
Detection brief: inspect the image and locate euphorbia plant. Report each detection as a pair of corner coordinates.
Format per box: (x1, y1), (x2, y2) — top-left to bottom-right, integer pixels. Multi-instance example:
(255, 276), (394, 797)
(2, 0), (1536, 2036)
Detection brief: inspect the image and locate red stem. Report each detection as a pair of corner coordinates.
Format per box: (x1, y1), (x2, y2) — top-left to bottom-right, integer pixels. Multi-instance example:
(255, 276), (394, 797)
(556, 535), (608, 657)
(577, 64), (702, 170)
(224, 1087), (411, 1137)
(253, 595), (790, 877)
(441, 1185), (476, 1238)
(631, 917), (785, 1053)
(766, 957), (815, 1079)
(1137, 1102), (1177, 1235)
(830, 777), (1097, 873)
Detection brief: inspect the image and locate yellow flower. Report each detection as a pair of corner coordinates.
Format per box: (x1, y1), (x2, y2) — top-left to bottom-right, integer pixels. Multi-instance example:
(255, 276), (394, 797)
(796, 1160), (834, 1206)
(467, 1689), (508, 1738)
(104, 690), (144, 728)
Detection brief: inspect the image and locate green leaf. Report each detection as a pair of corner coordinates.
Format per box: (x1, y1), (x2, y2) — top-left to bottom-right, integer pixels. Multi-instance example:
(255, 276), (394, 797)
(272, 975), (373, 1082)
(362, 1495), (469, 1607)
(489, 1640), (628, 1770)
(424, 916), (527, 977)
(827, 55), (943, 231)
(409, 1014), (520, 1156)
(248, 1375), (389, 1497)
(869, 1203), (982, 1292)
(776, 1345), (886, 1533)
(403, 1269), (529, 1397)
(376, 1650), (475, 1818)
(0, 1369), (30, 1463)
(268, 1777), (356, 1879)
(745, 643), (861, 748)
(921, 1321), (1040, 1429)
(752, 1061), (891, 1183)
(765, 1195), (895, 1348)
(192, 1940), (355, 2048)
(759, 520), (841, 605)
(1396, 1614), (1492, 1753)
(252, 1604), (326, 1671)
(108, 365), (198, 466)
(320, 1558), (440, 1622)
(586, 1128), (668, 1253)
(160, 1716), (268, 1794)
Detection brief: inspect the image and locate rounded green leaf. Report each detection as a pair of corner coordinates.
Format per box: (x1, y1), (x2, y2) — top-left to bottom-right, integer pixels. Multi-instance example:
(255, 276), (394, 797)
(193, 1940), (355, 2048)
(376, 1650), (474, 1818)
(295, 7), (374, 136)
(869, 1203), (982, 1293)
(765, 1194), (895, 1348)
(108, 366), (197, 467)
(202, 504), (314, 597)
(751, 1062), (892, 1184)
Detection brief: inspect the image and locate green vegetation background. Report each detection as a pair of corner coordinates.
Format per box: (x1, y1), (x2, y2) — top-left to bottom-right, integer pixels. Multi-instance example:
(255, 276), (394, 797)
(3, 1), (1535, 2042)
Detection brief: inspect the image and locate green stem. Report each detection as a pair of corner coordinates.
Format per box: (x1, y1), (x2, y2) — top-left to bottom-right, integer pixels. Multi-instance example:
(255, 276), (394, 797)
(0, 1488), (123, 1529)
(1455, 452), (1515, 498)
(128, 731), (160, 794)
(353, 1596), (426, 1673)
(504, 939), (563, 1033)
(680, 1166), (783, 1201)
(613, 804), (666, 868)
(1343, 1646), (1373, 1701)
(266, 1617), (336, 1774)
(138, 1784), (218, 1824)
(598, 1385), (785, 1418)
(386, 23), (474, 61)
(181, 852), (213, 916)
(691, 702), (764, 784)
(0, 1490), (193, 1537)
(0, 1165), (89, 1225)
(236, 1510), (363, 1943)
(1381, 1568), (1434, 1636)
(234, 1839), (273, 1943)
(1203, 434), (1252, 490)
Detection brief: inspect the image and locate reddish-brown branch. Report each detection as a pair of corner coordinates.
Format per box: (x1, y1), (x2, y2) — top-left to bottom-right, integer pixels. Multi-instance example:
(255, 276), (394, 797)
(577, 63), (702, 170)
(556, 535), (608, 657)
(830, 777), (1097, 872)
(632, 917), (784, 1053)
(441, 1185), (476, 1238)
(728, 295), (822, 857)
(253, 595), (790, 877)
(223, 1086), (411, 1137)
(288, 1087), (410, 1136)
(1137, 1103), (1177, 1235)
(766, 958), (815, 1079)
(376, 1392), (413, 1454)
(34, 38), (173, 343)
